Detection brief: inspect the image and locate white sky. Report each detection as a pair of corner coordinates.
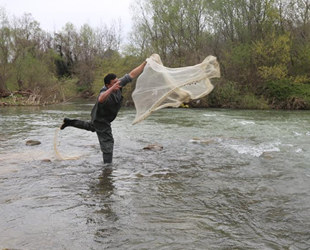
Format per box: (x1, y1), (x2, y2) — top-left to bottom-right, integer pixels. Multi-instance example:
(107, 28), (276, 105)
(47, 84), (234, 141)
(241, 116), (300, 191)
(0, 0), (134, 35)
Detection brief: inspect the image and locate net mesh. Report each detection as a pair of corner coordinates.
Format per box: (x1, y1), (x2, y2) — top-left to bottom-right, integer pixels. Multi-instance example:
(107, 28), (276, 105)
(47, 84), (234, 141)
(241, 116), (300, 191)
(132, 54), (220, 125)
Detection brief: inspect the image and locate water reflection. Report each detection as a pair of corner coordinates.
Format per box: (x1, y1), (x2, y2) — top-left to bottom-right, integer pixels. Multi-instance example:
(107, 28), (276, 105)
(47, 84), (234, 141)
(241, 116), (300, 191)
(88, 167), (121, 243)
(97, 167), (114, 194)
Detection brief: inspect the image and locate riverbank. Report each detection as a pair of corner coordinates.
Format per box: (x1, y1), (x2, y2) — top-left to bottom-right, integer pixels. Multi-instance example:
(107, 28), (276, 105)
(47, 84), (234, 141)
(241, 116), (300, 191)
(0, 91), (80, 106)
(2, 79), (310, 110)
(0, 91), (46, 106)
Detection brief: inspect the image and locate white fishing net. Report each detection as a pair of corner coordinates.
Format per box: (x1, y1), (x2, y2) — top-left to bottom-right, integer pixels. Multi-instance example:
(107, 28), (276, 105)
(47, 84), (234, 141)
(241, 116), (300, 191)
(132, 54), (221, 124)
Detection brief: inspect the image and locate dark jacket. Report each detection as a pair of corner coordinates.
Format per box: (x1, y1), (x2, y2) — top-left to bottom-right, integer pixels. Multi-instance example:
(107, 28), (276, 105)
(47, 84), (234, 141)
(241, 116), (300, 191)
(91, 74), (132, 131)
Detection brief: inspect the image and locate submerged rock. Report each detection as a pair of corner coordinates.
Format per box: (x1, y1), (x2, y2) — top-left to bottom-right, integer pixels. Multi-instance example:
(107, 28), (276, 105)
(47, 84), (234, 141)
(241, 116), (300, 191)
(143, 144), (163, 151)
(41, 159), (52, 163)
(190, 137), (216, 145)
(26, 140), (41, 146)
(260, 151), (276, 159)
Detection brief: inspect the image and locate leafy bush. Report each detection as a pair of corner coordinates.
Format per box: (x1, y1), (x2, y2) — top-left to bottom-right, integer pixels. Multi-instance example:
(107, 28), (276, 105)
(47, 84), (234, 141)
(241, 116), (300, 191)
(238, 93), (269, 109)
(59, 77), (79, 100)
(263, 79), (310, 109)
(207, 80), (241, 108)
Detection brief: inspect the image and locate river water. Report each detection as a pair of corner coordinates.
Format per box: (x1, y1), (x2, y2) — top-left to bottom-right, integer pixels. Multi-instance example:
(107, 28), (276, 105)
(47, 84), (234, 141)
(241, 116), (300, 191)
(0, 100), (310, 250)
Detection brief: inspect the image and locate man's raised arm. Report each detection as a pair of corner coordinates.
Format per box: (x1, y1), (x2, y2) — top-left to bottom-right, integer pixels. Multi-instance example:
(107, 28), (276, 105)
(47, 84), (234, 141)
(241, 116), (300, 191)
(129, 61), (147, 79)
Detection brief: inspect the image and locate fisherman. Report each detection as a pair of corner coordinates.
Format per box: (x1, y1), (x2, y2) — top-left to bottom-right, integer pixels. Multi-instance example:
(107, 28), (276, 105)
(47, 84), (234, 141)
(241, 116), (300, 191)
(60, 61), (147, 164)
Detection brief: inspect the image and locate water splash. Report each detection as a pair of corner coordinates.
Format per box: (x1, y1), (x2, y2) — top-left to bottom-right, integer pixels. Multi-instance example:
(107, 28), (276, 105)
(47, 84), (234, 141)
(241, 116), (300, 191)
(54, 128), (80, 160)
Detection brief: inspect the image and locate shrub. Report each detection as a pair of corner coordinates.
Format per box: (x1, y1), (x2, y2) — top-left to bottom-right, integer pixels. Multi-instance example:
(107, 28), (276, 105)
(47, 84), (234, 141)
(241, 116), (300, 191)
(207, 80), (241, 108)
(263, 79), (310, 109)
(238, 93), (269, 109)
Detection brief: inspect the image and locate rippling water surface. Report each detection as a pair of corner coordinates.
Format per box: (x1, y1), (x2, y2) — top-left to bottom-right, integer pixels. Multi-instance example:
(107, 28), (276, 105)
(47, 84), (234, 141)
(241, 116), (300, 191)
(1, 101), (310, 249)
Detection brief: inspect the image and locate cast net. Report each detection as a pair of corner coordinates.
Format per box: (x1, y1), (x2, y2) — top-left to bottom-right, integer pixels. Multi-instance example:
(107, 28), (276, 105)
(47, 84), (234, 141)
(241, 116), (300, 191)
(132, 54), (220, 125)
(54, 128), (80, 160)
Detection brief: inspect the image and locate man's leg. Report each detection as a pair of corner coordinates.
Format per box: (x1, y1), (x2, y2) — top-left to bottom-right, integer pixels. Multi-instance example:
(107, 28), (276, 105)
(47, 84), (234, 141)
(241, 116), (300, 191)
(60, 118), (95, 132)
(96, 126), (114, 164)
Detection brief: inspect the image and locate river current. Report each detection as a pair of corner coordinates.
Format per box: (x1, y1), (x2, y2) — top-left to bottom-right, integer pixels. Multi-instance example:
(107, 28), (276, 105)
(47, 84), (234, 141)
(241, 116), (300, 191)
(0, 101), (310, 249)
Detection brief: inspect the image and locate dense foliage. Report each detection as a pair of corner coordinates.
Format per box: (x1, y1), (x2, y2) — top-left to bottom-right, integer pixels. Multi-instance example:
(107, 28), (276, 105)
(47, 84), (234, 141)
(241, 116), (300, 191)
(1, 0), (310, 108)
(0, 7), (124, 104)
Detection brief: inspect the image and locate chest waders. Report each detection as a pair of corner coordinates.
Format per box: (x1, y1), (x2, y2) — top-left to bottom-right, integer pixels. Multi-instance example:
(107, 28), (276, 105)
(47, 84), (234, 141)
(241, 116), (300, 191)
(60, 74), (133, 165)
(60, 118), (114, 164)
(96, 125), (113, 164)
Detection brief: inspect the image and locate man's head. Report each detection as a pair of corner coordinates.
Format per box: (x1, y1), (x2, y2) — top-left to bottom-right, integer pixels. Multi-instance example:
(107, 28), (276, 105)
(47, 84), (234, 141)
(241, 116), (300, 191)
(104, 73), (118, 87)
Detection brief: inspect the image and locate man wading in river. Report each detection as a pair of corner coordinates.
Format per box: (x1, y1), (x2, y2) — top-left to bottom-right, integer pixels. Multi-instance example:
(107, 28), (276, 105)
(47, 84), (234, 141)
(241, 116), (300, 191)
(60, 61), (147, 164)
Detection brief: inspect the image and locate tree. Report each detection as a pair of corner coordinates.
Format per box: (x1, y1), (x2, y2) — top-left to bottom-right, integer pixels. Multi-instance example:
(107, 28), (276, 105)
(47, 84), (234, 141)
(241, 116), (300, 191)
(54, 22), (78, 78)
(284, 0), (310, 76)
(0, 7), (11, 93)
(252, 32), (291, 81)
(129, 0), (212, 66)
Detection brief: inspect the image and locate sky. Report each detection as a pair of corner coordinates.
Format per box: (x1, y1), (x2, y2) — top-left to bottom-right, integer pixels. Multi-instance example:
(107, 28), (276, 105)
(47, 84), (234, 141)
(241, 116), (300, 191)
(0, 0), (134, 35)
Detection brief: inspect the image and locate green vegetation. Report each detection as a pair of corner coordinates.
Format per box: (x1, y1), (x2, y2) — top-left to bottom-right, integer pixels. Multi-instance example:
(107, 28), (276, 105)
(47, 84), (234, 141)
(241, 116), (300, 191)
(1, 1), (310, 109)
(262, 80), (310, 109)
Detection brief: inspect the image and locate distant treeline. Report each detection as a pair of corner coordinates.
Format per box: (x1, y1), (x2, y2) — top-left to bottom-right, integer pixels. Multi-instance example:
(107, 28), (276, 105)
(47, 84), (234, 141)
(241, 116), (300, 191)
(1, 0), (310, 108)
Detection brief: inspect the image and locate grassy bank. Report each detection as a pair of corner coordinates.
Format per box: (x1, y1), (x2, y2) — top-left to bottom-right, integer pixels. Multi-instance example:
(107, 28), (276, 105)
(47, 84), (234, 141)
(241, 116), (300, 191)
(0, 77), (81, 106)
